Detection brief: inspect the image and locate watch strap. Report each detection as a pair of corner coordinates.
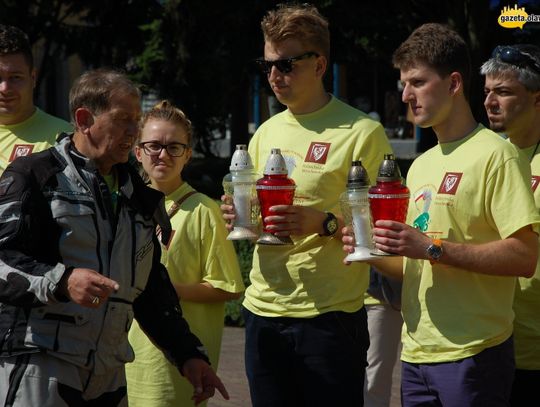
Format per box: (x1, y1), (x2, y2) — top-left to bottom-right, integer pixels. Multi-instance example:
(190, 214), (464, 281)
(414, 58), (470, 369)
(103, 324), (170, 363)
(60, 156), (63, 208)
(428, 238), (443, 265)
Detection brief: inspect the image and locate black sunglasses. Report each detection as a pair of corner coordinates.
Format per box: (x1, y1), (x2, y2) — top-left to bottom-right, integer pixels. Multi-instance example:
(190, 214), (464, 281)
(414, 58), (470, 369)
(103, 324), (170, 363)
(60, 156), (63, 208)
(255, 51), (319, 75)
(491, 46), (540, 75)
(139, 141), (188, 157)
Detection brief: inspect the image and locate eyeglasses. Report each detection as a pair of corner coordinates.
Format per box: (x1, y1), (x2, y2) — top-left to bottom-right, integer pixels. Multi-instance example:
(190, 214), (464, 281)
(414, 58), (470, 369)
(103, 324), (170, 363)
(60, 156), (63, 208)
(139, 141), (188, 157)
(491, 46), (540, 75)
(255, 51), (319, 75)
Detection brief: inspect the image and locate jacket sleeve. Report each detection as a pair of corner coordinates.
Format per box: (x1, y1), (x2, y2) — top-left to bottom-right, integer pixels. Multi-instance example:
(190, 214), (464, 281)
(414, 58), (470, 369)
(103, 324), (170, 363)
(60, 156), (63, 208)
(132, 235), (210, 372)
(0, 158), (67, 307)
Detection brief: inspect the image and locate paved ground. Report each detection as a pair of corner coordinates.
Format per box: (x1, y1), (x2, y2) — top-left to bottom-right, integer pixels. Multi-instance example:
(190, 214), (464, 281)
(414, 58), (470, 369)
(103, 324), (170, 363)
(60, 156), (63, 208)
(209, 326), (401, 407)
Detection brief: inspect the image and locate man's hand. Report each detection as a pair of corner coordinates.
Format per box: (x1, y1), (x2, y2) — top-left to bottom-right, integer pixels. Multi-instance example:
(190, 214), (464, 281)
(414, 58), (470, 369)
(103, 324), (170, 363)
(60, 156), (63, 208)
(220, 194), (235, 232)
(182, 358), (229, 405)
(341, 225), (356, 265)
(264, 205), (329, 237)
(372, 219), (431, 258)
(58, 268), (120, 308)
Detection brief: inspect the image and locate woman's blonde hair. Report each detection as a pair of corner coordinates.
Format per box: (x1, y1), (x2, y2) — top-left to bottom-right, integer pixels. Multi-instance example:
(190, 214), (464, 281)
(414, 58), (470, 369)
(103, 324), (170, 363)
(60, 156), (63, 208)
(141, 100), (193, 146)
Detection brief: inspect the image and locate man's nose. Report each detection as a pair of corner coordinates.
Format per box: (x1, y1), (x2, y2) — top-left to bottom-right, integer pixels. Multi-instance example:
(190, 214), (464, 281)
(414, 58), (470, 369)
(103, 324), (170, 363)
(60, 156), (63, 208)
(0, 79), (9, 92)
(268, 65), (282, 80)
(401, 84), (413, 103)
(484, 92), (497, 108)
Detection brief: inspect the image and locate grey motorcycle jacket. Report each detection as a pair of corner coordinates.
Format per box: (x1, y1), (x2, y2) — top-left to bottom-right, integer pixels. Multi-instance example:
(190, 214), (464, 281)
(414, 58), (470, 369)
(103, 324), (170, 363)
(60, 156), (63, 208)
(0, 133), (208, 374)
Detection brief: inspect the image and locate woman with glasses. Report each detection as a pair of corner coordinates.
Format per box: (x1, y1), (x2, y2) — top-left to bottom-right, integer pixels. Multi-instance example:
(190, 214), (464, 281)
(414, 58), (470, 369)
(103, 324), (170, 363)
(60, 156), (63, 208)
(126, 101), (244, 407)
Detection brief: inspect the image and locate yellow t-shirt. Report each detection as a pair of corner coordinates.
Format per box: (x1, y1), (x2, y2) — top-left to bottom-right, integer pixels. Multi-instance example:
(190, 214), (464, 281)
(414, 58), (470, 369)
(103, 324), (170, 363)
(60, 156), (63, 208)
(245, 95), (392, 317)
(401, 125), (540, 364)
(126, 183), (244, 407)
(513, 142), (540, 370)
(0, 108), (72, 175)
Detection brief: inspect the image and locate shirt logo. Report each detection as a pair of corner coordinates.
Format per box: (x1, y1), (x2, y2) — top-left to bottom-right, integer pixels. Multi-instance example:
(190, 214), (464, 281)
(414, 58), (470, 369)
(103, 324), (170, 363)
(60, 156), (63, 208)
(305, 142), (330, 164)
(9, 144), (34, 162)
(532, 176), (540, 192)
(437, 172), (463, 195)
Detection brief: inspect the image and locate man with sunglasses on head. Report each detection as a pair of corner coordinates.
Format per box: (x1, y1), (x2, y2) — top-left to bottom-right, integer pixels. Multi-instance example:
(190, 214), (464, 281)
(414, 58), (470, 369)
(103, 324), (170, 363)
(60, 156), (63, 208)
(221, 3), (391, 406)
(481, 44), (540, 407)
(343, 24), (540, 406)
(0, 68), (228, 406)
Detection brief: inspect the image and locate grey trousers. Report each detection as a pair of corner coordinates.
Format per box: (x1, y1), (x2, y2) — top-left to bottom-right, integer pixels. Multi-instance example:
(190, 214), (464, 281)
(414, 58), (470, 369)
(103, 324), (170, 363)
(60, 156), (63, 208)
(0, 352), (127, 407)
(364, 303), (403, 407)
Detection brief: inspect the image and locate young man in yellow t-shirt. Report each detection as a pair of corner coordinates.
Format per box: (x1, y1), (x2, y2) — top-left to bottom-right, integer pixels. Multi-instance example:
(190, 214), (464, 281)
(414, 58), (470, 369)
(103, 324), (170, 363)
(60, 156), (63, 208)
(0, 24), (72, 175)
(344, 24), (540, 406)
(222, 4), (392, 406)
(481, 43), (540, 407)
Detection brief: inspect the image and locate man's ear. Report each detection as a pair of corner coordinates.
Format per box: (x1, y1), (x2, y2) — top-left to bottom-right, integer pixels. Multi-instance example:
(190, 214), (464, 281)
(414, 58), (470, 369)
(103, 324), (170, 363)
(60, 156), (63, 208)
(74, 108), (94, 131)
(533, 90), (540, 109)
(315, 55), (327, 78)
(449, 72), (463, 96)
(31, 68), (37, 89)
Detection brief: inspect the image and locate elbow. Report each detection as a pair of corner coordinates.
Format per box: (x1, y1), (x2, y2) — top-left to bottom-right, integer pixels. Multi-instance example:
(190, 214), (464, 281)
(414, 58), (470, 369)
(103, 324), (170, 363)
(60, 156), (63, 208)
(520, 248), (538, 278)
(227, 291), (243, 300)
(512, 229), (539, 278)
(521, 257), (537, 278)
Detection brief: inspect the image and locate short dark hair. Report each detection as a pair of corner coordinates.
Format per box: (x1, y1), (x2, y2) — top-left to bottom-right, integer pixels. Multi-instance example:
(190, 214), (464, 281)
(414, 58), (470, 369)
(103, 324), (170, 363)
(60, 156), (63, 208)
(0, 24), (33, 69)
(393, 23), (471, 98)
(69, 68), (141, 123)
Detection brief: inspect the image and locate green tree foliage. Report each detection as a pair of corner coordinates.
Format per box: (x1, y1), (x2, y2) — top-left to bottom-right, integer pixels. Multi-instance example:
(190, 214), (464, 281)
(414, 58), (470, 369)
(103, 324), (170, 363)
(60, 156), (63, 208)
(1, 0), (539, 152)
(0, 0), (160, 98)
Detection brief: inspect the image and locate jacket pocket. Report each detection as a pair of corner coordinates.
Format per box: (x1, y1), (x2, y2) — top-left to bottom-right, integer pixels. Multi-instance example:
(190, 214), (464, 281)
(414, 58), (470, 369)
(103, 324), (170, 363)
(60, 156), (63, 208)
(25, 306), (96, 357)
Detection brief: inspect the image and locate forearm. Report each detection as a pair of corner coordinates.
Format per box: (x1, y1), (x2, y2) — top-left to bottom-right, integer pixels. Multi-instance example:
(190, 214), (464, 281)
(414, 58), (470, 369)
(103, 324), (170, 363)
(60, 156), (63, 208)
(0, 251), (68, 306)
(435, 230), (538, 277)
(174, 281), (242, 303)
(373, 221), (538, 278)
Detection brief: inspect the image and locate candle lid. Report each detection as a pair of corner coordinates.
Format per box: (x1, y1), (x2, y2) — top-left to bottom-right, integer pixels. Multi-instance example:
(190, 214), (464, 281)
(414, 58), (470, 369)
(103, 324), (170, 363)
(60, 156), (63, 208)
(230, 144), (254, 171)
(346, 160), (370, 188)
(377, 153), (402, 182)
(264, 148), (288, 175)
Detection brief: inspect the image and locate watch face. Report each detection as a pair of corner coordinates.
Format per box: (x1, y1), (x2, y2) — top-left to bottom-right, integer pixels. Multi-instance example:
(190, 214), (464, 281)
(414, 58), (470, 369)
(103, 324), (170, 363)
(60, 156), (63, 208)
(427, 244), (442, 260)
(323, 213), (338, 236)
(327, 218), (338, 234)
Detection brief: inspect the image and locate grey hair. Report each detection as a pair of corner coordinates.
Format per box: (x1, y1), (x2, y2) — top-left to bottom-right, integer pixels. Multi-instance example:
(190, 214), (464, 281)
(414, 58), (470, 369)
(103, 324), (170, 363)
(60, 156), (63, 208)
(480, 46), (540, 92)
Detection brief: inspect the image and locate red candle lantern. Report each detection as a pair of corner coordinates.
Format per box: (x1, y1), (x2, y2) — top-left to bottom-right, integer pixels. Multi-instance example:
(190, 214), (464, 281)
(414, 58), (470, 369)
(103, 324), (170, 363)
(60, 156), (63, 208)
(256, 148), (296, 245)
(368, 153), (410, 255)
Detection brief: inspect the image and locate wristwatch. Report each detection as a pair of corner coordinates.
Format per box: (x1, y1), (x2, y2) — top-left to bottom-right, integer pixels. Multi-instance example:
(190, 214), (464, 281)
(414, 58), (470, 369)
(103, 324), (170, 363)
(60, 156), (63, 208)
(321, 212), (338, 236)
(426, 239), (443, 264)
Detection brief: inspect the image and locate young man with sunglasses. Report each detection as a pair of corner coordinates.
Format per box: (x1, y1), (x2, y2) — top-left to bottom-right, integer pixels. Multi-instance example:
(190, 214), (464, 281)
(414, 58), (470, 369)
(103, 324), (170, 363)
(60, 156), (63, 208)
(481, 44), (540, 407)
(222, 3), (391, 406)
(343, 24), (540, 406)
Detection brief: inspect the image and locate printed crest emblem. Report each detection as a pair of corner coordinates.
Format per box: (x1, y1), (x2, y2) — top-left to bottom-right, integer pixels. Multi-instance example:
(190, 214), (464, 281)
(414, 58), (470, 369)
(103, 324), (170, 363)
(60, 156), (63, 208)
(437, 172), (463, 195)
(532, 176), (540, 192)
(9, 144), (34, 162)
(305, 142), (331, 164)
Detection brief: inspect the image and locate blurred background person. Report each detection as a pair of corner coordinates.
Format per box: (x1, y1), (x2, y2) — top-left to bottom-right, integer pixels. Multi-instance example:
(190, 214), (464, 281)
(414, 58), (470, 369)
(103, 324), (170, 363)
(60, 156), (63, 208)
(126, 100), (244, 407)
(481, 43), (540, 407)
(0, 24), (71, 175)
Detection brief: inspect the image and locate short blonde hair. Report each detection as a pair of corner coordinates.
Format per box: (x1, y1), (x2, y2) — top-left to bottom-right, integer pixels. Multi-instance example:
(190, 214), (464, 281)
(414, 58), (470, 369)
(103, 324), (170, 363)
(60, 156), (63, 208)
(261, 3), (330, 59)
